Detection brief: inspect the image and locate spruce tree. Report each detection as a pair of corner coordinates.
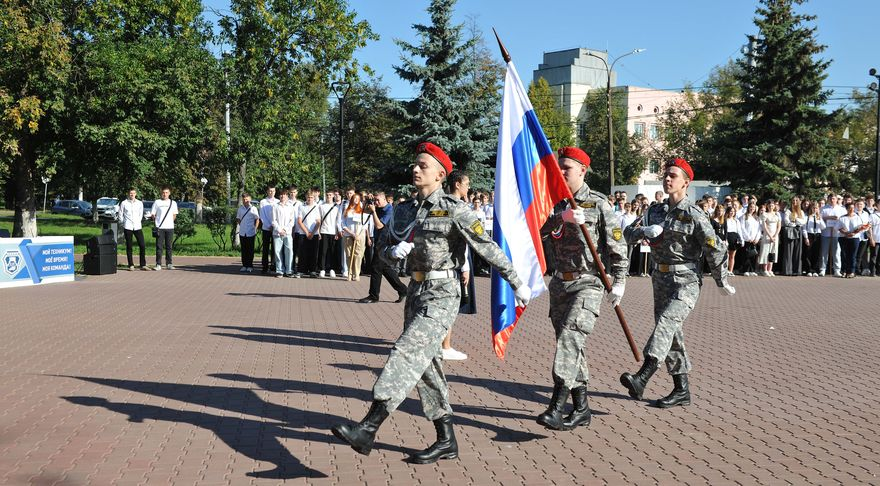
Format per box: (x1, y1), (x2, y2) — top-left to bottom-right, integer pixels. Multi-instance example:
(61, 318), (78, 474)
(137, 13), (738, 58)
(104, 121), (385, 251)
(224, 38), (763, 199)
(708, 0), (841, 200)
(394, 0), (499, 190)
(528, 77), (574, 149)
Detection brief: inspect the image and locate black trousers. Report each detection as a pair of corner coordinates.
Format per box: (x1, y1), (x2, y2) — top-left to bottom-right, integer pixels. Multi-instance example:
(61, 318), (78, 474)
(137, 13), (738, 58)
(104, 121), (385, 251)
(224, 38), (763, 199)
(156, 228), (174, 265)
(780, 232), (803, 275)
(865, 242), (880, 275)
(297, 234), (319, 273)
(240, 234), (256, 268)
(840, 238), (859, 274)
(856, 239), (869, 273)
(261, 229), (275, 271)
(318, 233), (337, 272)
(741, 242), (757, 273)
(367, 245), (407, 300)
(124, 229), (146, 267)
(803, 234), (822, 273)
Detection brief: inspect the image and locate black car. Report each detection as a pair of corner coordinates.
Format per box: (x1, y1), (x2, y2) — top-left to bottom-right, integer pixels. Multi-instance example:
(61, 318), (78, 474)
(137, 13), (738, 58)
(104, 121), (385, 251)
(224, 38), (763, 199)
(51, 200), (93, 218)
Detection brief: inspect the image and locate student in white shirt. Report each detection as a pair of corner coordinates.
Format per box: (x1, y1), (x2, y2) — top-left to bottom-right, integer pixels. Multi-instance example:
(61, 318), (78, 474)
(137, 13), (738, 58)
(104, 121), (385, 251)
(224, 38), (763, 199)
(148, 187), (178, 270)
(838, 202), (869, 278)
(271, 191), (296, 277)
(855, 199), (872, 275)
(288, 186), (304, 272)
(780, 196), (807, 276)
(819, 194), (845, 277)
(723, 206), (742, 274)
(337, 187), (356, 277)
(739, 203), (761, 276)
(258, 185), (278, 274)
(236, 193), (260, 272)
(317, 191), (341, 278)
(341, 193), (368, 281)
(867, 203), (880, 276)
(117, 188), (147, 270)
(296, 191), (322, 277)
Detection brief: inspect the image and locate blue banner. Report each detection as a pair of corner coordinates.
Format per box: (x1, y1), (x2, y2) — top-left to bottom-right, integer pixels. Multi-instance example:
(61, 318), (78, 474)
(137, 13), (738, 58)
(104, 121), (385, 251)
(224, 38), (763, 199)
(1, 237), (75, 288)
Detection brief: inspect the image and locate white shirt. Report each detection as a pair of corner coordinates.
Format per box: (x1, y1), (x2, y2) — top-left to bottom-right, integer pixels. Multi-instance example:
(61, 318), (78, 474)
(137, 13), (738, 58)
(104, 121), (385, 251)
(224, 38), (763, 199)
(803, 214), (826, 236)
(838, 214), (866, 239)
(272, 202), (297, 236)
(290, 200), (305, 234)
(236, 204), (260, 237)
(297, 203), (321, 234)
(783, 210), (807, 227)
(318, 203), (340, 234)
(820, 204), (846, 236)
(118, 199), (144, 231)
(856, 211), (871, 240)
(483, 204), (494, 223)
(259, 197), (278, 229)
(740, 216), (761, 242)
(870, 213), (880, 241)
(619, 213), (638, 230)
(342, 210), (369, 237)
(725, 218), (742, 234)
(151, 199), (178, 229)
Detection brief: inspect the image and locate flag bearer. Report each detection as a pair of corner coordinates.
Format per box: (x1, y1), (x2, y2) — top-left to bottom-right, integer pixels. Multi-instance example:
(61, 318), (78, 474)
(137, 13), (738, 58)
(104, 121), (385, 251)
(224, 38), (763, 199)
(331, 142), (531, 464)
(537, 147), (629, 430)
(621, 158), (735, 408)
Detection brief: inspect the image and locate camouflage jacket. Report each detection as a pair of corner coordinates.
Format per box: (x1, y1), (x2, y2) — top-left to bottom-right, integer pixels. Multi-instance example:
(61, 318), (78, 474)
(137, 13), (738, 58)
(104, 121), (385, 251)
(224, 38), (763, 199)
(540, 183), (628, 283)
(624, 195), (728, 286)
(382, 188), (523, 290)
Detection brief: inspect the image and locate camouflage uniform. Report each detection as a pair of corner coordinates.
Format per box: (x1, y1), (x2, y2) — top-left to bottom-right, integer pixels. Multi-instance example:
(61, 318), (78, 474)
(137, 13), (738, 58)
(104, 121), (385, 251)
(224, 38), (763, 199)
(540, 184), (628, 389)
(372, 188), (522, 420)
(624, 195), (728, 375)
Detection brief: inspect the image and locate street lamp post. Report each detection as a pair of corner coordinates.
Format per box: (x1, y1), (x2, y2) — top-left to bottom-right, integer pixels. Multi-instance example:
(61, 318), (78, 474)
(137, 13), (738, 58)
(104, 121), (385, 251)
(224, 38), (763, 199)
(584, 49), (645, 190)
(331, 81), (352, 188)
(869, 68), (880, 196)
(41, 176), (51, 212)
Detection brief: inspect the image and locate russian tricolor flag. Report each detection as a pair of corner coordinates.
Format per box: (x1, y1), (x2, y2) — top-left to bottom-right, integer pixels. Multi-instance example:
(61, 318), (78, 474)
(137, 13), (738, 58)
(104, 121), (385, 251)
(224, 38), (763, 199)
(491, 61), (573, 358)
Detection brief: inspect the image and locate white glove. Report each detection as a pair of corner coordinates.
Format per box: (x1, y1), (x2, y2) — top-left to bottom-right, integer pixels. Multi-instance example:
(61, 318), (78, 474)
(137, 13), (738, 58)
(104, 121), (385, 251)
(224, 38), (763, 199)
(718, 281), (736, 296)
(514, 284), (532, 307)
(561, 208), (586, 225)
(643, 224), (664, 238)
(390, 241), (414, 259)
(605, 281), (625, 307)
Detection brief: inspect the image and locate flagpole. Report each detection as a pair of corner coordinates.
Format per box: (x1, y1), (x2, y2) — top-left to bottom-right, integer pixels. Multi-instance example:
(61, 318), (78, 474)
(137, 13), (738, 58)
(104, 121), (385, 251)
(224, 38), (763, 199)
(493, 29), (641, 362)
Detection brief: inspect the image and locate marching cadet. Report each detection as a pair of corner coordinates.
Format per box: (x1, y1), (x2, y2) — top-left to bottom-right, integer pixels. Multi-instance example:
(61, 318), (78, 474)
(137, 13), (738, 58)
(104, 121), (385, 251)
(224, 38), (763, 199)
(621, 158), (735, 408)
(331, 142), (531, 464)
(537, 147), (629, 430)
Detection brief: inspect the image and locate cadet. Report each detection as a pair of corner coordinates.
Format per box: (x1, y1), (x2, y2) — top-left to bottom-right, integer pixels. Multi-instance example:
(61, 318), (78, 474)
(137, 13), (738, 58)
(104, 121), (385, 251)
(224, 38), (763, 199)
(331, 142), (531, 464)
(537, 147), (629, 430)
(621, 158), (735, 408)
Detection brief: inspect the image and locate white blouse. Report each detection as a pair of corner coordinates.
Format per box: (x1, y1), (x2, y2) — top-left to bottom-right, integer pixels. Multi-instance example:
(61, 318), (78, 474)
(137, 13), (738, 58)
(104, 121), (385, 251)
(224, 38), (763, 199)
(740, 216), (761, 241)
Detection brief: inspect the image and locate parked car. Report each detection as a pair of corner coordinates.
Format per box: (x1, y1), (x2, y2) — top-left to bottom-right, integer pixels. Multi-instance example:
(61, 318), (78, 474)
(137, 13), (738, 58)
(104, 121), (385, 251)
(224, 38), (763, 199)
(96, 197), (119, 219)
(51, 200), (93, 218)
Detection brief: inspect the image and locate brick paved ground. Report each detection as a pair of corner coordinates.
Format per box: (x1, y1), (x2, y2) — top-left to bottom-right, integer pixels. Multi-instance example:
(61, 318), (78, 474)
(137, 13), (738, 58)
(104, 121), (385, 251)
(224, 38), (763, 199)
(1, 257), (878, 485)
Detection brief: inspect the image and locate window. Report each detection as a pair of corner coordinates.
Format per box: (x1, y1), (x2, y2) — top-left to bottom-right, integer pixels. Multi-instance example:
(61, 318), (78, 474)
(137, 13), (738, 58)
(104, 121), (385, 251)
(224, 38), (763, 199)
(649, 124), (659, 140)
(649, 160), (660, 174)
(634, 122), (646, 137)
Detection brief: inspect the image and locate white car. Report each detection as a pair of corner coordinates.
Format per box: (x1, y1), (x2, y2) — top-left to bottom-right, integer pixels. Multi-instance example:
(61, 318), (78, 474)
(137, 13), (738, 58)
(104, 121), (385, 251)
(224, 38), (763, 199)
(96, 197), (119, 219)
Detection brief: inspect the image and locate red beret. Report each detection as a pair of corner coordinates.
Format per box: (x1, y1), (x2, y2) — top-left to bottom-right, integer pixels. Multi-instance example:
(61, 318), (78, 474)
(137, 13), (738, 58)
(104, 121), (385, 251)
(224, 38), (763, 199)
(669, 157), (694, 180)
(417, 142), (452, 175)
(558, 147), (590, 168)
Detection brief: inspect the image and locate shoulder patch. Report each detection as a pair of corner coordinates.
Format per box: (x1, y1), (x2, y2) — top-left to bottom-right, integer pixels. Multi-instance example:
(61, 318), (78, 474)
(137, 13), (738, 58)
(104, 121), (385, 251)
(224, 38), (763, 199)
(470, 220), (485, 236)
(706, 237), (716, 249)
(612, 227), (622, 241)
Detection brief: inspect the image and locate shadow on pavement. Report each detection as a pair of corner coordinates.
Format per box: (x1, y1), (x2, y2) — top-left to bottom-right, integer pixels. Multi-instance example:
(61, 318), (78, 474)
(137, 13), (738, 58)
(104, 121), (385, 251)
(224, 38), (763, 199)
(226, 292), (362, 303)
(210, 332), (392, 356)
(209, 326), (393, 345)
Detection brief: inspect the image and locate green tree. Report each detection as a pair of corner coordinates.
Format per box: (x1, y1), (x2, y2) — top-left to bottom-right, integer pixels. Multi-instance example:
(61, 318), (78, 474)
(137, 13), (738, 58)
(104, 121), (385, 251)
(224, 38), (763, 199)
(528, 77), (574, 149)
(707, 0), (842, 200)
(394, 0), (500, 190)
(579, 88), (647, 193)
(0, 0), (70, 236)
(835, 90), (878, 196)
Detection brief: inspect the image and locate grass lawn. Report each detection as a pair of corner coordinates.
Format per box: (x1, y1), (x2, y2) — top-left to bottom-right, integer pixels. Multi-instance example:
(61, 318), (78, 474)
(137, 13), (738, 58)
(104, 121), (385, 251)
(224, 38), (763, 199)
(0, 210), (239, 256)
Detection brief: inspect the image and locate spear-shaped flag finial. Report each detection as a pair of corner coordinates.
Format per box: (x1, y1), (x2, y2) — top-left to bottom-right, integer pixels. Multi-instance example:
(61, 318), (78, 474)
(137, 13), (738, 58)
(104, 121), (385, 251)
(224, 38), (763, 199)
(492, 28), (511, 63)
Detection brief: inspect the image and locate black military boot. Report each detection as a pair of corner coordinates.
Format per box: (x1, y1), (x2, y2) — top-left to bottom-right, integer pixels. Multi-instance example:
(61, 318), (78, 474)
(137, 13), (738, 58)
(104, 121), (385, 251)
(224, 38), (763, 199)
(620, 356), (659, 400)
(536, 384), (569, 430)
(655, 374), (691, 408)
(562, 386), (591, 429)
(409, 415), (458, 464)
(331, 400), (390, 455)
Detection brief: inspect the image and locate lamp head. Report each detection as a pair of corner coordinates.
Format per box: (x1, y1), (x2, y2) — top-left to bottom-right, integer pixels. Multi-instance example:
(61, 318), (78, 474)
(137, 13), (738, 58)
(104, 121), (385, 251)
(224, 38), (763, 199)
(870, 68), (877, 77)
(200, 177), (208, 186)
(870, 82), (879, 92)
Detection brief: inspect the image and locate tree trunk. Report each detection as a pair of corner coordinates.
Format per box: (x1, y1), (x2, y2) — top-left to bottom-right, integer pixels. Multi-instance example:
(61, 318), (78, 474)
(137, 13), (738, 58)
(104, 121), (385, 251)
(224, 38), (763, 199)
(11, 147), (38, 238)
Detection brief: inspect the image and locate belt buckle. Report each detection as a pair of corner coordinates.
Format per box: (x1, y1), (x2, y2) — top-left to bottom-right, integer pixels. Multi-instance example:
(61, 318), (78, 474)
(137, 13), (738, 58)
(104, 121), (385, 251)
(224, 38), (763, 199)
(658, 264), (670, 272)
(564, 272), (576, 281)
(413, 271), (425, 282)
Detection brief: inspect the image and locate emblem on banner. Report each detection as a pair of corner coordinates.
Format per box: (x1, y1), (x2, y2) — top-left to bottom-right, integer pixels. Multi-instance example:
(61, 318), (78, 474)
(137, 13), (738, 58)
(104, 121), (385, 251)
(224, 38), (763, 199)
(3, 250), (23, 277)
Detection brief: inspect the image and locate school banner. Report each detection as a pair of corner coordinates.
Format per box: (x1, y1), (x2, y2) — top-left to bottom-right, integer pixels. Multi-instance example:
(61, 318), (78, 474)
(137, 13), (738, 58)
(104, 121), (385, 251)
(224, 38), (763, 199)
(0, 237), (75, 288)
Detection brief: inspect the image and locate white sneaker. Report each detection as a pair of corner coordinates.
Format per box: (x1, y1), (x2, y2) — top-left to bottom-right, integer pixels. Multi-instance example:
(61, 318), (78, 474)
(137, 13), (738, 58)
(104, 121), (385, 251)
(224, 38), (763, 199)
(833, 272), (842, 277)
(154, 264), (162, 271)
(341, 272), (348, 278)
(329, 270), (336, 278)
(319, 270), (325, 278)
(166, 264), (175, 270)
(247, 267), (253, 273)
(442, 348), (468, 360)
(240, 266), (247, 272)
(818, 271), (825, 277)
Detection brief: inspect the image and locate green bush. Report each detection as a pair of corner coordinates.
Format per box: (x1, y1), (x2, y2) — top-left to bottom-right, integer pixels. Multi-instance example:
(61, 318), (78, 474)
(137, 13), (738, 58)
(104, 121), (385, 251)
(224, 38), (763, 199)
(173, 209), (196, 245)
(205, 207), (233, 251)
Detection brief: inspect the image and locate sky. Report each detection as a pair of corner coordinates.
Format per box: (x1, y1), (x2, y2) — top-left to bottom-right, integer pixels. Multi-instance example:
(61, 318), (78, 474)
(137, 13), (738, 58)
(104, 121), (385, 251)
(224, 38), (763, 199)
(203, 0), (880, 109)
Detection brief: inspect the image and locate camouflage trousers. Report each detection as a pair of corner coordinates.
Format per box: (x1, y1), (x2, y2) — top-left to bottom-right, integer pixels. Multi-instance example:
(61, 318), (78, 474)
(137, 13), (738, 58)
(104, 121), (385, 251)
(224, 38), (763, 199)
(373, 277), (459, 420)
(645, 272), (698, 375)
(548, 276), (603, 389)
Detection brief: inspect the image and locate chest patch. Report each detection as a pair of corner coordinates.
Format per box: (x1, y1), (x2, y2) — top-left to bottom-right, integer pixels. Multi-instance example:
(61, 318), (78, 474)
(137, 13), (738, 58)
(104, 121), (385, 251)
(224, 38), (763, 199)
(470, 220), (485, 236)
(676, 213), (693, 223)
(428, 210), (449, 217)
(579, 201), (597, 209)
(612, 227), (622, 241)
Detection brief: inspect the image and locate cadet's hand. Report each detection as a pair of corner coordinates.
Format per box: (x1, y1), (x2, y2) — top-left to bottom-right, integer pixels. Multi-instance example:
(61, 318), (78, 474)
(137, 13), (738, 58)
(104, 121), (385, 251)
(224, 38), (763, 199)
(718, 281), (736, 296)
(643, 224), (664, 238)
(390, 241), (414, 259)
(561, 208), (586, 225)
(605, 281), (625, 307)
(514, 284), (531, 307)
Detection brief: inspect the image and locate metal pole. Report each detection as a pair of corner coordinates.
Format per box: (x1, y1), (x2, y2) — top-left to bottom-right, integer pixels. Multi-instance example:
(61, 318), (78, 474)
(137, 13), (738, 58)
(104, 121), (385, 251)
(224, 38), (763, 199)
(875, 88), (880, 196)
(606, 75), (615, 189)
(43, 182), (48, 212)
(339, 99), (345, 188)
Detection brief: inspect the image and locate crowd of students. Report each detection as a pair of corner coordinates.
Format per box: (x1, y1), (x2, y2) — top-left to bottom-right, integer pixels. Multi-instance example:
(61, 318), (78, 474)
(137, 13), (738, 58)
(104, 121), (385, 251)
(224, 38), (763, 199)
(610, 190), (880, 279)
